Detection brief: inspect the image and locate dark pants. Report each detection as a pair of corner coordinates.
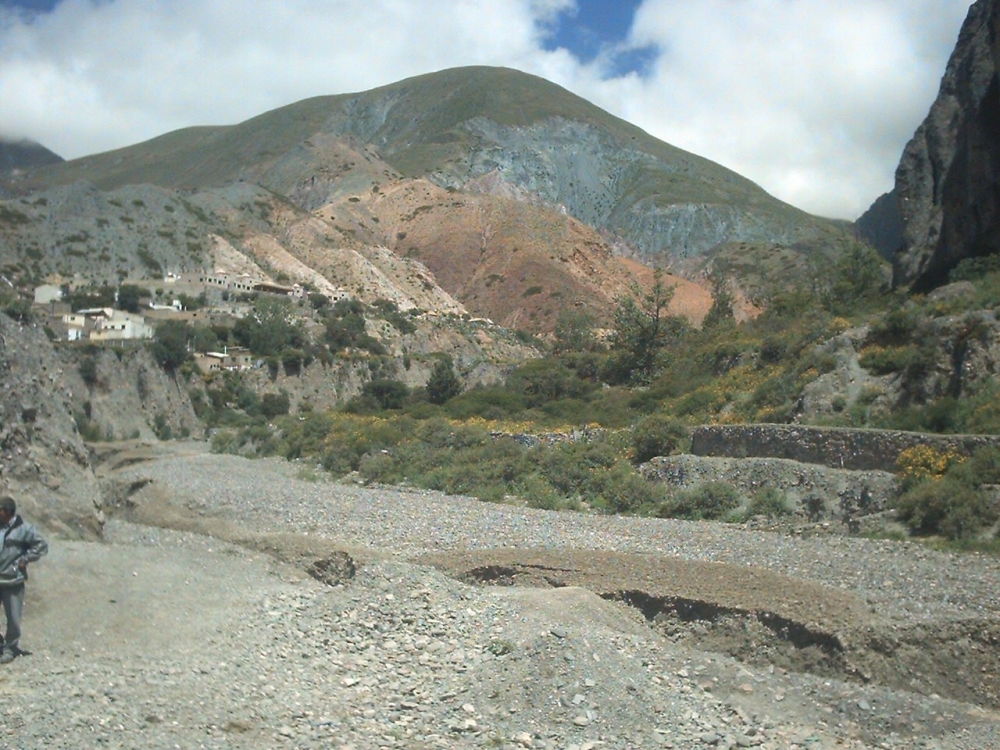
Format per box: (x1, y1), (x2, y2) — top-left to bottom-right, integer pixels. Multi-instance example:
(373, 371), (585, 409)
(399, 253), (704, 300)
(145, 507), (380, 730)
(0, 583), (24, 653)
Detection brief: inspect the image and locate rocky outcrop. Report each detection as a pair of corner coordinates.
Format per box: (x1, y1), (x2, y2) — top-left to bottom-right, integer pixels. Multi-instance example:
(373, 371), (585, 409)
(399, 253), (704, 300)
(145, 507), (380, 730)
(893, 0), (1000, 290)
(855, 189), (902, 261)
(0, 314), (103, 538)
(641, 453), (897, 521)
(0, 314), (207, 538)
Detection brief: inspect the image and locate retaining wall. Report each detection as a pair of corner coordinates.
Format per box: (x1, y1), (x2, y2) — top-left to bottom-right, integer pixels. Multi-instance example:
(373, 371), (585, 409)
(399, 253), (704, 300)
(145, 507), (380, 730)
(690, 424), (1000, 473)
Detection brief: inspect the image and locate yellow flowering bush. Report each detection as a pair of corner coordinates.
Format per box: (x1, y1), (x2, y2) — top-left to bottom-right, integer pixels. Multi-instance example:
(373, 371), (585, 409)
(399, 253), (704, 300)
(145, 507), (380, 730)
(895, 445), (966, 484)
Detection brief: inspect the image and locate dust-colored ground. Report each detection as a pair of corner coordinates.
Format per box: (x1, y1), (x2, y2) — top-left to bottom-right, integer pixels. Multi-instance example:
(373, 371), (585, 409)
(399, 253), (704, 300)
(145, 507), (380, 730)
(87, 441), (1000, 713)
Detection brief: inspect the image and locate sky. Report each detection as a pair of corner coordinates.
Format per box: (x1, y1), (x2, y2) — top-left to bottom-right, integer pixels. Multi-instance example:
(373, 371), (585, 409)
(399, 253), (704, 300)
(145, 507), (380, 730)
(0, 0), (975, 220)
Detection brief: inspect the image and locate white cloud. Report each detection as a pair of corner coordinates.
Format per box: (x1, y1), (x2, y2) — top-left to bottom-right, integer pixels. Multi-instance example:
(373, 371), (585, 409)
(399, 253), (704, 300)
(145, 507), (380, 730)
(612, 0), (972, 217)
(0, 0), (974, 219)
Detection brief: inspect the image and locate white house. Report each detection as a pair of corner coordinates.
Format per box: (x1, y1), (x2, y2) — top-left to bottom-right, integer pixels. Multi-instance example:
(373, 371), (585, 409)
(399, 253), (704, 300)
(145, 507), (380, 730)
(89, 310), (154, 342)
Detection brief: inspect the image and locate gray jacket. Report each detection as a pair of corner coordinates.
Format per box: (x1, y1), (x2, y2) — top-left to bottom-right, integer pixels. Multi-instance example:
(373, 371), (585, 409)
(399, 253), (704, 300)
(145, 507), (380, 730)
(0, 516), (48, 587)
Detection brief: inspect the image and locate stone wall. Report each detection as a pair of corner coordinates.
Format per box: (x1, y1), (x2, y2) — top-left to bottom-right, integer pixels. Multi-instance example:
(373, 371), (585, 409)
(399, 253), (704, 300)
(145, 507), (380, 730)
(690, 424), (1000, 473)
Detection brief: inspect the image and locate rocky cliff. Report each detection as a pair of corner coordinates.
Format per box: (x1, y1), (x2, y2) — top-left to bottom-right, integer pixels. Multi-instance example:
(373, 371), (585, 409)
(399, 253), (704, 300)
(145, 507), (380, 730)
(893, 0), (1000, 290)
(854, 189), (902, 261)
(0, 313), (206, 539)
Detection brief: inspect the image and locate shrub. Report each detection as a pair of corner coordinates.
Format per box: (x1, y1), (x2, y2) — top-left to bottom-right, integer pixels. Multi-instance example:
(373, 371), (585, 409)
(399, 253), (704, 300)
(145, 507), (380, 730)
(153, 413), (172, 441)
(74, 410), (104, 442)
(661, 481), (740, 520)
(78, 356), (99, 387)
(895, 445), (965, 488)
(858, 344), (920, 376)
(631, 414), (689, 464)
(1, 297), (32, 323)
(867, 306), (918, 346)
(744, 487), (791, 519)
(361, 379), (409, 411)
(261, 392), (291, 419)
(952, 446), (1000, 486)
(894, 477), (997, 540)
(426, 357), (463, 405)
(588, 463), (669, 514)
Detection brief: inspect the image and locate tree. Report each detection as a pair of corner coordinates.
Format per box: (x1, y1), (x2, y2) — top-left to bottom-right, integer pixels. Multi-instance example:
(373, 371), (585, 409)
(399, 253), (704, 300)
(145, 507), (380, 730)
(189, 324), (220, 353)
(282, 348), (304, 376)
(116, 284), (146, 313)
(261, 391), (291, 419)
(426, 357), (463, 404)
(702, 274), (735, 331)
(603, 271), (687, 385)
(233, 296), (303, 356)
(553, 308), (599, 353)
(152, 320), (192, 371)
(823, 242), (888, 315)
(362, 379), (409, 410)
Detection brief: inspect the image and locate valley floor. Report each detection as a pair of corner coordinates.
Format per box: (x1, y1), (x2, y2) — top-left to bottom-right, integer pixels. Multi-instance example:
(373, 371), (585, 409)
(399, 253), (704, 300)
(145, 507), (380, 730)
(2, 443), (999, 750)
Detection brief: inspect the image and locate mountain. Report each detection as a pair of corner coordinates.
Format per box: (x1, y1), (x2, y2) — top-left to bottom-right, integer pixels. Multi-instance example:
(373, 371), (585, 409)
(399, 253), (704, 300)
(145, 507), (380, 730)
(854, 189), (902, 261)
(12, 67), (842, 331)
(24, 67), (853, 267)
(0, 137), (63, 175)
(892, 0), (1000, 290)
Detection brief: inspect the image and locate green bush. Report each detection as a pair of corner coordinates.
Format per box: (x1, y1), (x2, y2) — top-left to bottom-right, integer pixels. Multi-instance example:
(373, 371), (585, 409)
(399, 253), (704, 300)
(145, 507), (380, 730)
(631, 414), (689, 464)
(588, 463), (669, 514)
(894, 477), (997, 540)
(74, 410), (105, 442)
(660, 481), (740, 521)
(359, 379), (408, 411)
(78, 356), (99, 387)
(261, 392), (291, 419)
(153, 413), (172, 440)
(858, 345), (920, 375)
(426, 357), (463, 405)
(744, 487), (791, 519)
(1, 297), (32, 323)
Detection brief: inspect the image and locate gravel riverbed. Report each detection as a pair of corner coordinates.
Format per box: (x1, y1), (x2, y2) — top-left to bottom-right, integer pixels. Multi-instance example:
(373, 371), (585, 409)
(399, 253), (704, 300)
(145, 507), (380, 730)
(2, 447), (999, 750)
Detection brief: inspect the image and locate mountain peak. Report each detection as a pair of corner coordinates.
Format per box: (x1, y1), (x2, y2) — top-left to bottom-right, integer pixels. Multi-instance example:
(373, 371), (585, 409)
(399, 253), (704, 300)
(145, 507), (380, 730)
(0, 137), (64, 174)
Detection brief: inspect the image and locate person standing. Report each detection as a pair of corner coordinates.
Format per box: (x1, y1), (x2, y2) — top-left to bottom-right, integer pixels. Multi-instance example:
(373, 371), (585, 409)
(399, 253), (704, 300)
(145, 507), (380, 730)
(0, 495), (48, 664)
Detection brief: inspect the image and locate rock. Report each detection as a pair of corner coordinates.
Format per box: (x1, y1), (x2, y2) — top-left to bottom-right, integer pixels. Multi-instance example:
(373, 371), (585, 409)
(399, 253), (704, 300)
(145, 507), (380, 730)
(306, 552), (357, 586)
(893, 0), (1000, 290)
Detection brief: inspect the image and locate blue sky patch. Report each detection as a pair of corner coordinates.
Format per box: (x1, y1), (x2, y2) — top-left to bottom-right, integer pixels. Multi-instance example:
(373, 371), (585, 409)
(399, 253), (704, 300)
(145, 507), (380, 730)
(542, 0), (658, 77)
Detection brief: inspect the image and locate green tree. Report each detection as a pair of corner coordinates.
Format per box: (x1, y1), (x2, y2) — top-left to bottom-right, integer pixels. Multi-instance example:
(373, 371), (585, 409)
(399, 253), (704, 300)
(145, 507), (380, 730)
(282, 348), (304, 376)
(362, 379), (409, 410)
(823, 242), (887, 315)
(65, 285), (115, 311)
(78, 356), (99, 388)
(603, 271), (687, 385)
(189, 324), (220, 353)
(152, 320), (192, 371)
(116, 284), (146, 313)
(426, 357), (463, 405)
(233, 297), (303, 356)
(261, 391), (291, 419)
(553, 308), (599, 353)
(702, 274), (735, 331)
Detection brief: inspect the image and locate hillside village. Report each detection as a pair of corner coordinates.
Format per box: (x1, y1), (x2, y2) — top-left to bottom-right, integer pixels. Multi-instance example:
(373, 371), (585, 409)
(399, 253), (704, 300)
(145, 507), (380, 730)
(28, 269), (331, 372)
